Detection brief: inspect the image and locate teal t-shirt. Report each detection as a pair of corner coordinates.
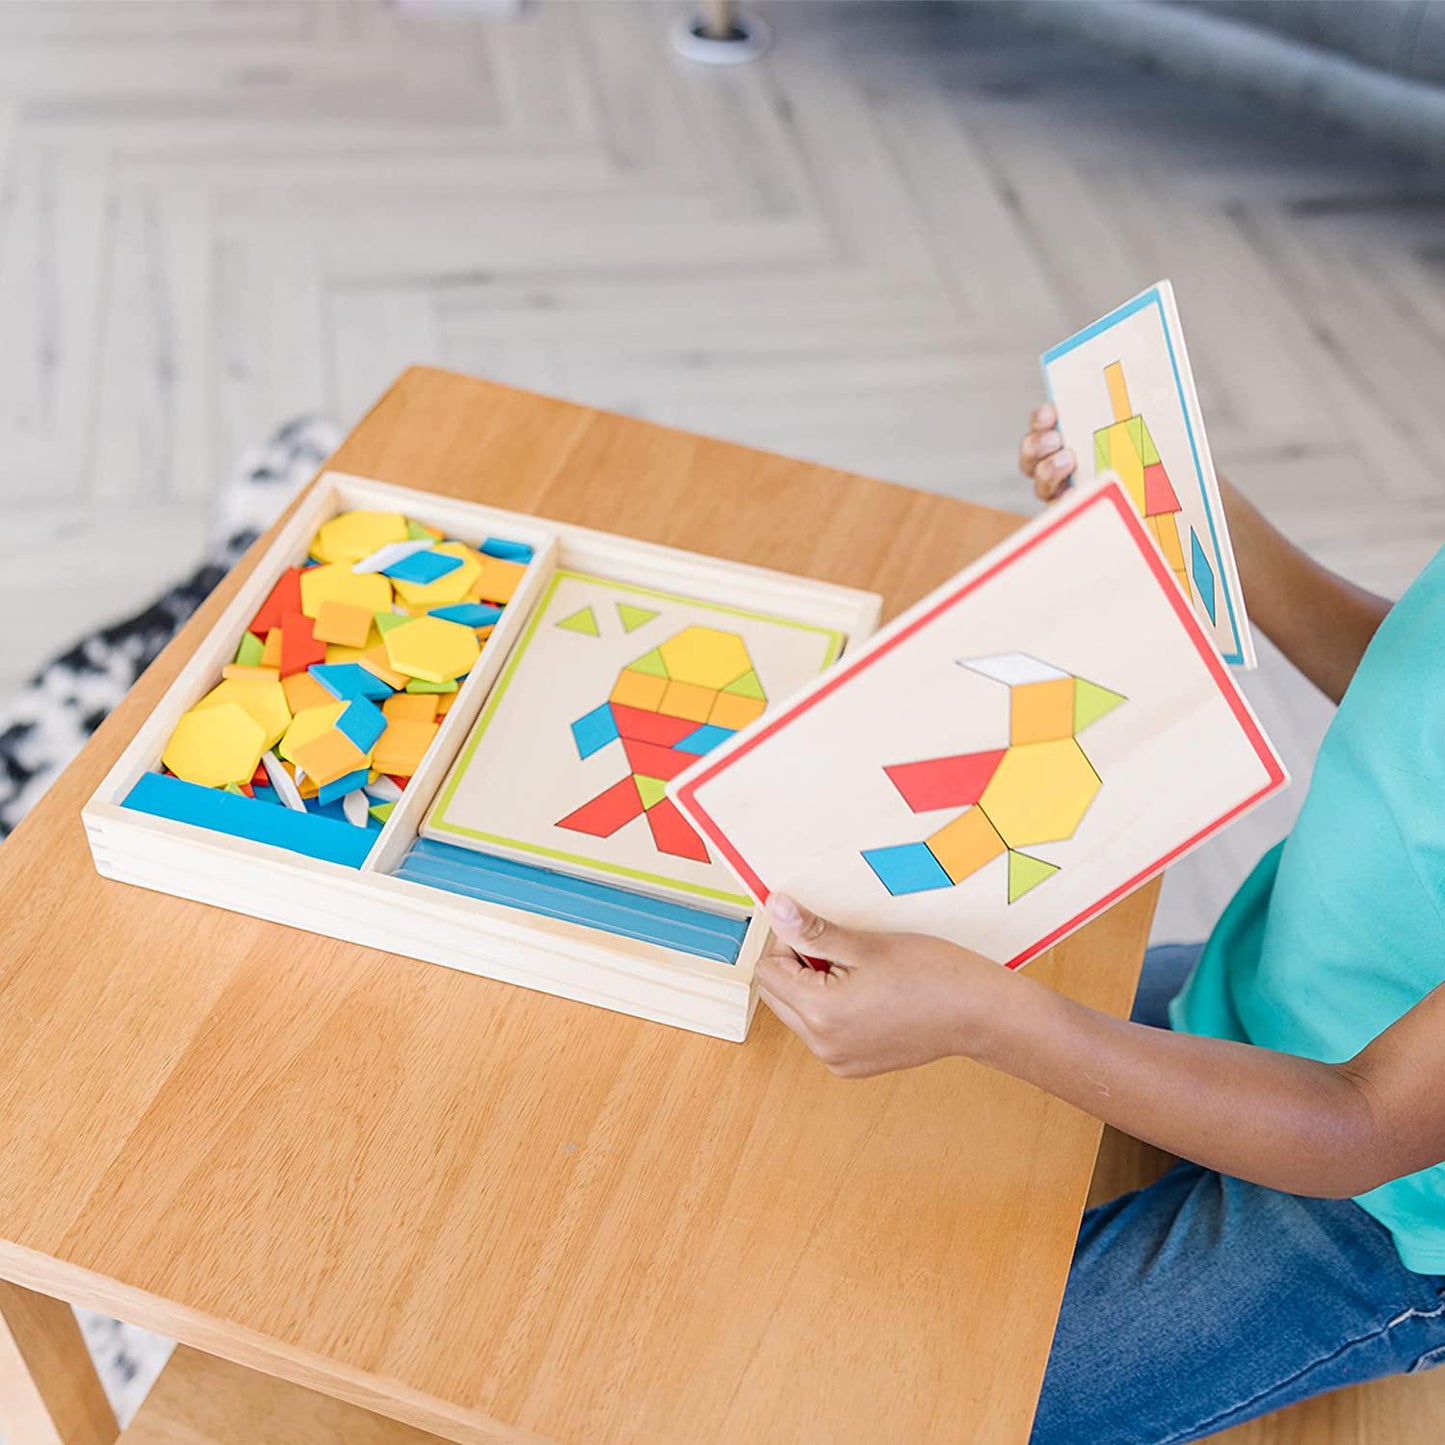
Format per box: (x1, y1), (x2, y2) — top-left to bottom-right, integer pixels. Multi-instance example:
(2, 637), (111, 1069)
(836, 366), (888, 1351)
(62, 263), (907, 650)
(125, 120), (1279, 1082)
(1172, 545), (1445, 1275)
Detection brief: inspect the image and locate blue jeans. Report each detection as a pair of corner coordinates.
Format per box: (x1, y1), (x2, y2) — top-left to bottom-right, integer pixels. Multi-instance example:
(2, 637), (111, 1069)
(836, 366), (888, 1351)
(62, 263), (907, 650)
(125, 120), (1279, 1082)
(1030, 944), (1445, 1445)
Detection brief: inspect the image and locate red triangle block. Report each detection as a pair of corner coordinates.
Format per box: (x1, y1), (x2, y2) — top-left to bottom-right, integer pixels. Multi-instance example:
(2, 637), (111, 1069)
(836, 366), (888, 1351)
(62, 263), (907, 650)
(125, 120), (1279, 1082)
(611, 703), (697, 747)
(250, 567), (303, 638)
(621, 737), (693, 781)
(645, 795), (710, 862)
(1143, 462), (1182, 516)
(279, 611), (327, 678)
(884, 750), (1006, 813)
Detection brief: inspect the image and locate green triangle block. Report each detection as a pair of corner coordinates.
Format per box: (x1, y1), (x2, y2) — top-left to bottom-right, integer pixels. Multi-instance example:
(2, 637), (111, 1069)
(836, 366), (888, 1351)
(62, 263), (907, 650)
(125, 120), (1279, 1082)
(629, 647), (670, 679)
(374, 610), (408, 635)
(722, 669), (765, 699)
(1073, 677), (1127, 733)
(406, 677), (458, 694)
(1140, 421), (1161, 467)
(557, 606), (600, 637)
(617, 603), (658, 634)
(1126, 416), (1145, 458)
(369, 801), (396, 823)
(223, 782), (246, 796)
(1008, 851), (1059, 903)
(634, 775), (668, 810)
(234, 631), (265, 667)
(1094, 431), (1111, 471)
(406, 519), (437, 541)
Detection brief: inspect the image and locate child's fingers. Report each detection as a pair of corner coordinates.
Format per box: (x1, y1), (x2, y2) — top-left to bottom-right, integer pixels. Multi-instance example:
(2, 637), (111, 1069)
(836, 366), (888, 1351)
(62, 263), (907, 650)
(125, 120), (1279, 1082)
(1030, 403), (1057, 431)
(1032, 447), (1076, 501)
(1019, 427), (1063, 469)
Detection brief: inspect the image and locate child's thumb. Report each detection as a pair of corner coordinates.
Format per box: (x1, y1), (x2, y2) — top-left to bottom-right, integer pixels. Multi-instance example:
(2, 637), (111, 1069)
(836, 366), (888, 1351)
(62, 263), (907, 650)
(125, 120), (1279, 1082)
(764, 892), (867, 968)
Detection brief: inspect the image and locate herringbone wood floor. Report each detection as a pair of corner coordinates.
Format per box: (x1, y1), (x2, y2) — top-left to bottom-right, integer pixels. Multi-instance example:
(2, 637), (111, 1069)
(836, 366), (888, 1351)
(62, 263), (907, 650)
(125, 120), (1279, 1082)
(0, 2), (1442, 1439)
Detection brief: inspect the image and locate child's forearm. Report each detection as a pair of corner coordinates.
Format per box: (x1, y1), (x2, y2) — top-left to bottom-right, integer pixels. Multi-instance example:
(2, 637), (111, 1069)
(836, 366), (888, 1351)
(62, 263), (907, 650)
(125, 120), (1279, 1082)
(969, 970), (1385, 1198)
(1220, 479), (1391, 704)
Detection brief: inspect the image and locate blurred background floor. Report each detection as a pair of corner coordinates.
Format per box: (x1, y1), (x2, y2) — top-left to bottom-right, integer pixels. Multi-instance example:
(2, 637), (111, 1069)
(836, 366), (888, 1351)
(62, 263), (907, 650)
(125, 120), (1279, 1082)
(5, 0), (1444, 944)
(1, 3), (1444, 1433)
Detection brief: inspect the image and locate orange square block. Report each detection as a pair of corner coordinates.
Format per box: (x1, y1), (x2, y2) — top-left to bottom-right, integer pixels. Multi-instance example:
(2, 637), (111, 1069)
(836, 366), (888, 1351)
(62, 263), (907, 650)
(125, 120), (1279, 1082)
(383, 693), (438, 723)
(281, 671), (334, 715)
(313, 600), (375, 649)
(660, 680), (715, 724)
(610, 669), (668, 711)
(1010, 677), (1076, 746)
(471, 557), (527, 605)
(372, 719), (438, 778)
(708, 691), (766, 731)
(291, 729), (369, 788)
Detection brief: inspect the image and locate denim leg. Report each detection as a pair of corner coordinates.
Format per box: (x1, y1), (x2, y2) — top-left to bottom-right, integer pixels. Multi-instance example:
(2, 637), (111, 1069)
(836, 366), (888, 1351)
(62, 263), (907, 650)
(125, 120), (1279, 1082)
(1130, 943), (1204, 1028)
(1030, 1162), (1445, 1445)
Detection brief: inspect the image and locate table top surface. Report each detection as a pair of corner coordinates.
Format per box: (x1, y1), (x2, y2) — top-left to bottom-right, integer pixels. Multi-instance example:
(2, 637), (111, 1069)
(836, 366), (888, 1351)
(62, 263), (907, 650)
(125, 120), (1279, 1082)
(0, 368), (1154, 1445)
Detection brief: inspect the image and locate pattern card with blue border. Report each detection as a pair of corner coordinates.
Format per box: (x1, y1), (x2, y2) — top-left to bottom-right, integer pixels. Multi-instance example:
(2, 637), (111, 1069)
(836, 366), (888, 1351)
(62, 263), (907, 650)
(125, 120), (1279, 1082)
(1042, 280), (1255, 669)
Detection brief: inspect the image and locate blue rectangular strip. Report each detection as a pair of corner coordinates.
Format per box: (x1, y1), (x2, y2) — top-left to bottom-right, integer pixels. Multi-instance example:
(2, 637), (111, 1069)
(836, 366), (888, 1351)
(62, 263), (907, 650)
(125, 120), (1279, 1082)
(122, 772), (376, 868)
(394, 837), (748, 964)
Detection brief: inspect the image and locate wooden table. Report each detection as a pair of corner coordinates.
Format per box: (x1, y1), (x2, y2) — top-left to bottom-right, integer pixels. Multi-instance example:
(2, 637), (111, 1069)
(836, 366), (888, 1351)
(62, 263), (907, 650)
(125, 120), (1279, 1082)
(0, 368), (1155, 1445)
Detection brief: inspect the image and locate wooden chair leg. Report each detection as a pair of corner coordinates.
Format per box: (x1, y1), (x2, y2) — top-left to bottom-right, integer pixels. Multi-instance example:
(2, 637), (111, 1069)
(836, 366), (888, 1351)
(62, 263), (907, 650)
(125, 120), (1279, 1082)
(0, 1281), (118, 1445)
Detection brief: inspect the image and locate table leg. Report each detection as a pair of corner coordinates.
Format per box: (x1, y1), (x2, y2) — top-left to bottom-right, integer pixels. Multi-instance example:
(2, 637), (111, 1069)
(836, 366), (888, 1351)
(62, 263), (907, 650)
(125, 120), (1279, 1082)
(0, 1282), (118, 1445)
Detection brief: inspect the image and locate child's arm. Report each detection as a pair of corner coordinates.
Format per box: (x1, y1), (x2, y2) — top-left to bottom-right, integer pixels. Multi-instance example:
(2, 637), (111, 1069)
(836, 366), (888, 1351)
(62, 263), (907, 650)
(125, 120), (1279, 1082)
(758, 895), (1445, 1200)
(1019, 405), (1392, 704)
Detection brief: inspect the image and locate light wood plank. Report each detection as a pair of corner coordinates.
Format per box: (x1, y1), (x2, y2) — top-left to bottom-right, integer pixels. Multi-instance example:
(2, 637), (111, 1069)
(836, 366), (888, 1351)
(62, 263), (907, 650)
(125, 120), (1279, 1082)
(119, 1347), (446, 1445)
(0, 1281), (117, 1445)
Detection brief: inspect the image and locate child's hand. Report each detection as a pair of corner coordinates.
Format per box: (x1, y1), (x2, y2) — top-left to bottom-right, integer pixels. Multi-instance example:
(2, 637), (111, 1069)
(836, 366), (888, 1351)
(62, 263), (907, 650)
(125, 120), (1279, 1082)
(756, 893), (1011, 1077)
(1019, 403), (1075, 502)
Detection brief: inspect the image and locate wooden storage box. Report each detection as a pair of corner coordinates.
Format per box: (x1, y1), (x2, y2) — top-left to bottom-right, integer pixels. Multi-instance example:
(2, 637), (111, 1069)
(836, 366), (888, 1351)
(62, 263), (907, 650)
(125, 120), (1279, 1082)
(82, 472), (881, 1041)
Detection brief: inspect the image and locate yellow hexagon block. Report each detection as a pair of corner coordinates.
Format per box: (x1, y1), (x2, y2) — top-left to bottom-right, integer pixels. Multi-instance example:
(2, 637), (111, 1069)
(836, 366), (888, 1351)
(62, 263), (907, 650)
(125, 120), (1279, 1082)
(310, 510), (408, 565)
(300, 563), (394, 620)
(382, 615), (480, 684)
(162, 702), (267, 788)
(657, 626), (751, 690)
(978, 738), (1101, 848)
(390, 541), (482, 610)
(195, 676), (291, 751)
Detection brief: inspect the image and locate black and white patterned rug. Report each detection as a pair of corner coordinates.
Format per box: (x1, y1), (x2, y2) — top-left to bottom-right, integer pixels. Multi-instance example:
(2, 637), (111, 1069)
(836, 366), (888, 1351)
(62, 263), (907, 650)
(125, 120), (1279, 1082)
(0, 415), (341, 1424)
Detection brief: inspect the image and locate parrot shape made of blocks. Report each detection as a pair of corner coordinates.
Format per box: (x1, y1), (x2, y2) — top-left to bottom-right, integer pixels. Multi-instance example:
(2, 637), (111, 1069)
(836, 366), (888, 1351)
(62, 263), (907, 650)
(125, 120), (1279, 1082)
(557, 624), (767, 862)
(862, 653), (1125, 903)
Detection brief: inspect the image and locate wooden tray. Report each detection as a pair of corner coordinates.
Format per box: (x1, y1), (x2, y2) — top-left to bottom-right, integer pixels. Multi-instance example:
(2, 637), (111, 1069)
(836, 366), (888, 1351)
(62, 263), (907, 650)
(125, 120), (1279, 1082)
(82, 471), (880, 1041)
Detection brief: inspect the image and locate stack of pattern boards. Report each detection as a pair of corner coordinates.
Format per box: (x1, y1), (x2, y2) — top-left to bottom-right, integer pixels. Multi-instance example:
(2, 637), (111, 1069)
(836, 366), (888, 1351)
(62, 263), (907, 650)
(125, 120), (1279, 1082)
(124, 509), (533, 868)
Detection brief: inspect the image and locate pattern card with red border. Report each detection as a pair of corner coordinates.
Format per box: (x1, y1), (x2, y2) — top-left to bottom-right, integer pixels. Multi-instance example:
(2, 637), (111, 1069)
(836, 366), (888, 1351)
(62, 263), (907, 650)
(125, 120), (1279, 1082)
(668, 481), (1287, 969)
